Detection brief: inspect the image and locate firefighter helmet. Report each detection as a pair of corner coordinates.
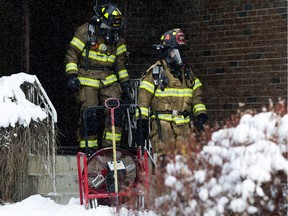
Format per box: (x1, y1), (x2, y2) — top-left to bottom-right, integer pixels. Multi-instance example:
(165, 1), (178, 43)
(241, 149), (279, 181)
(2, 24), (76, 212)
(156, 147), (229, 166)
(94, 3), (123, 29)
(160, 28), (186, 48)
(160, 29), (187, 68)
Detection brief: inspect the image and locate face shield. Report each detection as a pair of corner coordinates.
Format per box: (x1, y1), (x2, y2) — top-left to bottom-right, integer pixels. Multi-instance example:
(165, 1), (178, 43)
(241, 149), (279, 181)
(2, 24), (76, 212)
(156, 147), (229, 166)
(168, 48), (183, 67)
(99, 22), (120, 44)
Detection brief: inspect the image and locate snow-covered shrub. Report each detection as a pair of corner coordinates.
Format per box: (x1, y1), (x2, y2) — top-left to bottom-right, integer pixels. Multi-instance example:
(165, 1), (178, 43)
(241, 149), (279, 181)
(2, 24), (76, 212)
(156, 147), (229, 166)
(0, 122), (55, 203)
(0, 73), (57, 203)
(154, 100), (288, 216)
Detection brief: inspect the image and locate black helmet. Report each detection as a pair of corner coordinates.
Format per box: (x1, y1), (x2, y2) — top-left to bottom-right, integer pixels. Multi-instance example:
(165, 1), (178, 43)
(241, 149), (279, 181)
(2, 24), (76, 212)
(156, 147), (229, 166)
(160, 28), (186, 48)
(94, 3), (123, 29)
(159, 29), (187, 69)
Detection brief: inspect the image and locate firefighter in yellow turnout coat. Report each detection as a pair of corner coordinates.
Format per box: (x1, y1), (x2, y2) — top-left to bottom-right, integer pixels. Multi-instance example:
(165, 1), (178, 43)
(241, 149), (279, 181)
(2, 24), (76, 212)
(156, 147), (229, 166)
(65, 3), (130, 153)
(138, 29), (208, 156)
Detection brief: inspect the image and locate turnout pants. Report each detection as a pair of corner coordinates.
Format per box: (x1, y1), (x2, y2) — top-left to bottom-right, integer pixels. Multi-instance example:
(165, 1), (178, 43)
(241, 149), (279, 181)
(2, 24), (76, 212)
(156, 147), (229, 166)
(149, 120), (191, 155)
(75, 82), (123, 149)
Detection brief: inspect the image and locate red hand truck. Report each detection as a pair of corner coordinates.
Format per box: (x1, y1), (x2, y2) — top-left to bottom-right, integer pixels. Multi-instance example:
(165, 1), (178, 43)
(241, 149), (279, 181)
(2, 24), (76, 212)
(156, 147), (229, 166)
(77, 99), (149, 210)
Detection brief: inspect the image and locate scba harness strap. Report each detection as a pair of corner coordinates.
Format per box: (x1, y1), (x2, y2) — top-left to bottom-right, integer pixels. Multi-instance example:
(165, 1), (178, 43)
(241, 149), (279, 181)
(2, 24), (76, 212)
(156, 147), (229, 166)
(152, 65), (168, 92)
(84, 20), (97, 71)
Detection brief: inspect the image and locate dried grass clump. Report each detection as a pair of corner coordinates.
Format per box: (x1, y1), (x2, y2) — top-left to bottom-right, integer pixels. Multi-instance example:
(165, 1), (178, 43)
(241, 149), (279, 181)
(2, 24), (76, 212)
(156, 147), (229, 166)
(0, 119), (56, 203)
(152, 99), (288, 216)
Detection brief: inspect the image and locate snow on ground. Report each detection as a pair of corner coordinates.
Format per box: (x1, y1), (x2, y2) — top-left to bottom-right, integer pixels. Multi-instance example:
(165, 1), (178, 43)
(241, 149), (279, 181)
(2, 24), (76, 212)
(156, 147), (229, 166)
(0, 195), (156, 216)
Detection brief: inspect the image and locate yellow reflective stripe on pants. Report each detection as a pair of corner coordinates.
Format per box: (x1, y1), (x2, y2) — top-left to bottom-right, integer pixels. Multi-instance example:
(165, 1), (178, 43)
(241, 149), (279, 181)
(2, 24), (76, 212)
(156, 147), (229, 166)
(79, 139), (98, 148)
(104, 132), (121, 141)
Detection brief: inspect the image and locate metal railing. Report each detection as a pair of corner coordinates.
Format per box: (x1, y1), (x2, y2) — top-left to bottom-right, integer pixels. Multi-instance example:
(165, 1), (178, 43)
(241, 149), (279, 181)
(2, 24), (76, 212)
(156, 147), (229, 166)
(24, 76), (58, 194)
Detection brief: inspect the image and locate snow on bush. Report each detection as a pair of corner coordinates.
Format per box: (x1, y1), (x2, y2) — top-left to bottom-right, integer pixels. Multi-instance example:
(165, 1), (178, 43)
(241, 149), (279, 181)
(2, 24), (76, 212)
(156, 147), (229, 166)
(155, 104), (288, 216)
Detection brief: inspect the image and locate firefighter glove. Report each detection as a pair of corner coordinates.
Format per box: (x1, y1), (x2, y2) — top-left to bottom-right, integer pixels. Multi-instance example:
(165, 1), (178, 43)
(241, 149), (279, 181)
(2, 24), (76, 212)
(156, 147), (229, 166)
(137, 119), (149, 141)
(182, 110), (190, 118)
(67, 74), (81, 92)
(194, 113), (208, 131)
(121, 81), (132, 103)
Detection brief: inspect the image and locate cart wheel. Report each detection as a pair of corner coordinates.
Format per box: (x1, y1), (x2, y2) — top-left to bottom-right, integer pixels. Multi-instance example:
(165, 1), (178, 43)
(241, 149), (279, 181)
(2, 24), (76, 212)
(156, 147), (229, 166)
(89, 198), (98, 209)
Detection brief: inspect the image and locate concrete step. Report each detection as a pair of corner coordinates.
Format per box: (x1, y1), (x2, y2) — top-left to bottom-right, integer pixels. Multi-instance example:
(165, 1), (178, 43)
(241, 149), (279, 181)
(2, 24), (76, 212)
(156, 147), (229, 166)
(27, 155), (80, 204)
(30, 174), (79, 194)
(28, 155), (78, 175)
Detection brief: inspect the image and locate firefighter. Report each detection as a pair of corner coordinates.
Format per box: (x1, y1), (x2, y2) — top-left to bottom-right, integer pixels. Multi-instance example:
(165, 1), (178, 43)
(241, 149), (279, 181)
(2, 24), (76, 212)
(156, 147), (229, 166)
(65, 3), (130, 154)
(138, 28), (208, 157)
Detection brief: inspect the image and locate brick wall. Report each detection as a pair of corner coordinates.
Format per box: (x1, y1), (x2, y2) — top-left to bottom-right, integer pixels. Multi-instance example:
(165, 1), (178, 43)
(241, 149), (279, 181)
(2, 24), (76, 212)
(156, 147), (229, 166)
(126, 0), (287, 123)
(125, 1), (174, 78)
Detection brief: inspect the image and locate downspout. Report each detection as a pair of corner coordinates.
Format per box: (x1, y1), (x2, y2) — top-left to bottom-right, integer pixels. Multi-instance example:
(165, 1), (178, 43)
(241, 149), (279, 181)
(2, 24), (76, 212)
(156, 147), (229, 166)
(22, 0), (30, 73)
